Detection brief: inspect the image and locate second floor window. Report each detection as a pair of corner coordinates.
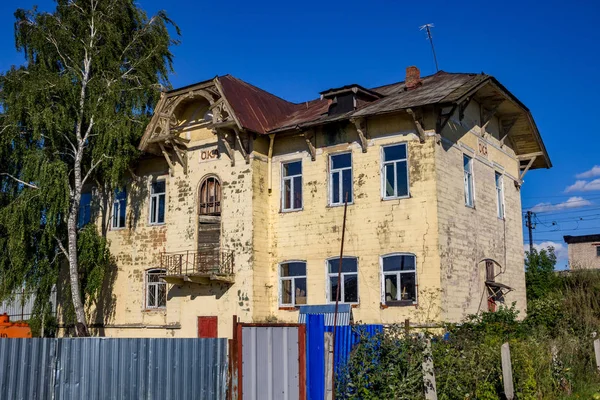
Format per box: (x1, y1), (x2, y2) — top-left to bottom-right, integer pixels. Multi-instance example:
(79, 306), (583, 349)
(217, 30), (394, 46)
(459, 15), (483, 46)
(330, 153), (353, 205)
(200, 176), (221, 215)
(282, 161), (302, 211)
(597, 246), (600, 257)
(146, 269), (166, 309)
(78, 192), (92, 228)
(112, 189), (127, 229)
(150, 180), (166, 225)
(279, 261), (307, 307)
(464, 155), (474, 207)
(381, 254), (417, 306)
(382, 144), (409, 199)
(327, 257), (358, 304)
(495, 172), (504, 218)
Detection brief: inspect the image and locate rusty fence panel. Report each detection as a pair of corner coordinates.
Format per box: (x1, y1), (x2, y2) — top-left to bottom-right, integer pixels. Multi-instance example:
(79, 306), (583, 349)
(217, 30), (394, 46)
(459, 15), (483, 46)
(241, 325), (306, 400)
(0, 337), (228, 400)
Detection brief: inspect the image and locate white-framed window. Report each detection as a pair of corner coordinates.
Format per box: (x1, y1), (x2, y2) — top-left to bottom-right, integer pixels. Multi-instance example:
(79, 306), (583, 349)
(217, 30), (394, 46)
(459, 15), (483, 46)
(281, 160), (302, 211)
(329, 153), (353, 205)
(382, 143), (409, 199)
(327, 257), (358, 304)
(495, 172), (504, 219)
(279, 261), (307, 307)
(145, 268), (166, 309)
(463, 154), (474, 207)
(149, 180), (166, 225)
(112, 189), (127, 229)
(381, 253), (417, 306)
(596, 246), (600, 257)
(78, 192), (92, 228)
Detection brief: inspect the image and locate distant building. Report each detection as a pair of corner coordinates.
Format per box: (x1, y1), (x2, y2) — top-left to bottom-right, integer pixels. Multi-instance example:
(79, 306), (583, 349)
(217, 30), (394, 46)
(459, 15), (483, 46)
(68, 66), (551, 338)
(564, 234), (600, 269)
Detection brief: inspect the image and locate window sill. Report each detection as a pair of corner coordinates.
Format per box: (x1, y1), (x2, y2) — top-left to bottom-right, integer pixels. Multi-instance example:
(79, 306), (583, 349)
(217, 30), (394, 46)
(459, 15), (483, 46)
(148, 222), (166, 227)
(465, 204), (475, 210)
(327, 202), (354, 208)
(280, 208), (303, 214)
(327, 303), (359, 308)
(381, 301), (417, 308)
(278, 306), (300, 311)
(110, 227), (127, 231)
(382, 195), (410, 201)
(142, 308), (166, 313)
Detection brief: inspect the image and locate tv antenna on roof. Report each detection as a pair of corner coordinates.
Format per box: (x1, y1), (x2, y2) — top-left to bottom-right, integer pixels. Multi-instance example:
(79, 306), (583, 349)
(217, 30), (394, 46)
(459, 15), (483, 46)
(420, 23), (439, 72)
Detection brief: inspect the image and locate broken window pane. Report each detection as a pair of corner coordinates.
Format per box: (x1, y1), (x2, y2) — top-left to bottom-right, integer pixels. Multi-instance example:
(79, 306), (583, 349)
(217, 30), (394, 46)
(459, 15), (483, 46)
(344, 275), (358, 303)
(381, 254), (417, 305)
(384, 274), (398, 302)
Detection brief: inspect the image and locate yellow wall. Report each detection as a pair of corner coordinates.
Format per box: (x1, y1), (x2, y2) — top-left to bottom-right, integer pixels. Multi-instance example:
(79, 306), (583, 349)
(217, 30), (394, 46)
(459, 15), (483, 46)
(81, 96), (528, 338)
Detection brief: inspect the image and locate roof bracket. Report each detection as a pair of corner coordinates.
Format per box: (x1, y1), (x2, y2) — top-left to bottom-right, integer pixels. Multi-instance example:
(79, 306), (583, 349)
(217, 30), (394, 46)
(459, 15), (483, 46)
(406, 108), (426, 143)
(215, 129), (235, 167)
(480, 99), (504, 136)
(302, 130), (316, 161)
(458, 96), (472, 121)
(158, 142), (175, 177)
(171, 143), (188, 175)
(234, 128), (250, 164)
(499, 116), (518, 147)
(436, 104), (457, 134)
(519, 156), (537, 181)
(350, 117), (368, 152)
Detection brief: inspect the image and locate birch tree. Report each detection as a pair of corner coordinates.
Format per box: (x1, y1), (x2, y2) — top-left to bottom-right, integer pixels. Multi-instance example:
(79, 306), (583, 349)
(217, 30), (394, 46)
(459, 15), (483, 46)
(0, 0), (178, 336)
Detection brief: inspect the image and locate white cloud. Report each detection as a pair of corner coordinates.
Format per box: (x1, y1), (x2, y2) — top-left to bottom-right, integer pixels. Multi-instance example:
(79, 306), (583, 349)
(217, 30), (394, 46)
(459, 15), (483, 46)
(565, 179), (600, 193)
(524, 241), (569, 269)
(529, 196), (592, 213)
(576, 165), (600, 179)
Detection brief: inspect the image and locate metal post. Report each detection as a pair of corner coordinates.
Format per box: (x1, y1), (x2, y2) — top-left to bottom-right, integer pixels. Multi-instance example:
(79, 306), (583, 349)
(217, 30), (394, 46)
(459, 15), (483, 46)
(526, 211), (534, 253)
(594, 339), (600, 372)
(331, 192), (349, 399)
(501, 343), (514, 400)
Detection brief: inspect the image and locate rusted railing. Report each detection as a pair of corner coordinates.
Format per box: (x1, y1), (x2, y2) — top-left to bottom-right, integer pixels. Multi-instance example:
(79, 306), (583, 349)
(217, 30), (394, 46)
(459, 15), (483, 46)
(161, 249), (234, 277)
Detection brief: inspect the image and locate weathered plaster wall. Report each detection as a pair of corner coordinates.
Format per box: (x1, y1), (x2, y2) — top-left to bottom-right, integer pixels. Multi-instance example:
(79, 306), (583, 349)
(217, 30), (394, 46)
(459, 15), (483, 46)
(568, 242), (600, 269)
(99, 126), (255, 338)
(253, 115), (443, 325)
(436, 101), (527, 321)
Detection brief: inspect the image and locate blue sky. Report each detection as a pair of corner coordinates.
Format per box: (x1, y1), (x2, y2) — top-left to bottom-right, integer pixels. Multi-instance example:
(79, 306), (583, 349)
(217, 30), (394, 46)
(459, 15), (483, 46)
(2, 0), (599, 268)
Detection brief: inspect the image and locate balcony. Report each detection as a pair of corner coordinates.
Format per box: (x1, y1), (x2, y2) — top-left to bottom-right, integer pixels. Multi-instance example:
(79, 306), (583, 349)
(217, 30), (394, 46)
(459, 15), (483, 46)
(161, 249), (235, 284)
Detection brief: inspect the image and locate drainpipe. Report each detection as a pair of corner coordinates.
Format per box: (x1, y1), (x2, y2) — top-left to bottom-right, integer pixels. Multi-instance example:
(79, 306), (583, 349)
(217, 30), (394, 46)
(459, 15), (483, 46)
(268, 134), (275, 194)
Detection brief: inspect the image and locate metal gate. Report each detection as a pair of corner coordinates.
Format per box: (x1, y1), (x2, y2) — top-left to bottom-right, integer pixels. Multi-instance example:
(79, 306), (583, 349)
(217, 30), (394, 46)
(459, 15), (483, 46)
(237, 323), (306, 400)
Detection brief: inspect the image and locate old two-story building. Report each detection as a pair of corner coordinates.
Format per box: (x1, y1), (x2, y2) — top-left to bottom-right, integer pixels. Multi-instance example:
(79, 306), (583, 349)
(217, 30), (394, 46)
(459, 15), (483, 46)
(564, 234), (600, 269)
(84, 67), (550, 338)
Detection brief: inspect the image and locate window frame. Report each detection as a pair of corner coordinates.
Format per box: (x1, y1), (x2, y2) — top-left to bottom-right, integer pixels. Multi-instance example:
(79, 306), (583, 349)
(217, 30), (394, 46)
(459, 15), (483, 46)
(199, 175), (222, 216)
(278, 260), (307, 308)
(596, 246), (600, 257)
(281, 160), (303, 212)
(329, 152), (353, 206)
(326, 256), (359, 305)
(381, 143), (410, 200)
(145, 268), (167, 310)
(111, 188), (127, 230)
(149, 179), (167, 225)
(380, 253), (418, 306)
(463, 154), (475, 208)
(495, 171), (505, 219)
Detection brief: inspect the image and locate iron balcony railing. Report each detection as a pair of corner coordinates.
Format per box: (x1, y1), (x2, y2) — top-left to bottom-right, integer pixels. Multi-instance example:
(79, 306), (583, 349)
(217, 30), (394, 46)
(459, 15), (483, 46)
(161, 249), (234, 277)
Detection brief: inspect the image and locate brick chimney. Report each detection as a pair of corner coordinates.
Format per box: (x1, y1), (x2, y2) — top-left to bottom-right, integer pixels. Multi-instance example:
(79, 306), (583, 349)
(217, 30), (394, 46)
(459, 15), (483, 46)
(405, 66), (422, 90)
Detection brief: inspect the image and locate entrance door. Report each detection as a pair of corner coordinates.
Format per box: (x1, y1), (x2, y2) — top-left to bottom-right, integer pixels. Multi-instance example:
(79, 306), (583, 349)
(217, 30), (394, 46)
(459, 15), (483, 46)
(198, 316), (218, 338)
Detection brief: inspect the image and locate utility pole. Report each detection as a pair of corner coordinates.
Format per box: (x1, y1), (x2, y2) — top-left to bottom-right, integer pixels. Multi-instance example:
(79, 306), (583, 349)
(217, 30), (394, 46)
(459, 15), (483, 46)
(526, 211), (535, 253)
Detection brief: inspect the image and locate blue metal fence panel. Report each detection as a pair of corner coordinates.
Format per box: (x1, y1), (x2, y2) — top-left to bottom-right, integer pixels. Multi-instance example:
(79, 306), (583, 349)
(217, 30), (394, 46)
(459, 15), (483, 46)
(0, 338), (228, 400)
(325, 325), (383, 376)
(298, 304), (352, 326)
(306, 315), (325, 400)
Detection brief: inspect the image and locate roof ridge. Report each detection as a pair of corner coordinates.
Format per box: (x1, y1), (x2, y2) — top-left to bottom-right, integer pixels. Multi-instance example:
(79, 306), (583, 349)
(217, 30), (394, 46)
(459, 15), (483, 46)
(221, 74), (296, 107)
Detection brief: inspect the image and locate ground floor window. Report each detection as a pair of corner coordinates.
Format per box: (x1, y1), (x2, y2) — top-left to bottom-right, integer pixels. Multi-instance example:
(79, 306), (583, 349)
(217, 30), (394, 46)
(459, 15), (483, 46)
(327, 257), (358, 304)
(279, 261), (307, 307)
(146, 269), (166, 309)
(381, 254), (417, 305)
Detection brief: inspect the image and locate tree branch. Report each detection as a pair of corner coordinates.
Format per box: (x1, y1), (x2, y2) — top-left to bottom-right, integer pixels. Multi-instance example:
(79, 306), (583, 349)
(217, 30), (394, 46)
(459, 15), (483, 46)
(81, 154), (110, 186)
(0, 173), (39, 189)
(54, 235), (69, 260)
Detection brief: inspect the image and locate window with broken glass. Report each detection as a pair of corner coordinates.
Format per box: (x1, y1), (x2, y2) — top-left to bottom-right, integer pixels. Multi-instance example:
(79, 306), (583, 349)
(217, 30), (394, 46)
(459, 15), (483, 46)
(146, 269), (166, 309)
(382, 144), (409, 199)
(279, 261), (307, 307)
(381, 254), (417, 306)
(281, 161), (302, 211)
(329, 153), (353, 205)
(327, 257), (358, 304)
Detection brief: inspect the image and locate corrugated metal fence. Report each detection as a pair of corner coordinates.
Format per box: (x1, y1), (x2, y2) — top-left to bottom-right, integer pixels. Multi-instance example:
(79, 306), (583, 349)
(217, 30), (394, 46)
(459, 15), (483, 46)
(305, 315), (383, 400)
(0, 287), (57, 321)
(0, 338), (228, 400)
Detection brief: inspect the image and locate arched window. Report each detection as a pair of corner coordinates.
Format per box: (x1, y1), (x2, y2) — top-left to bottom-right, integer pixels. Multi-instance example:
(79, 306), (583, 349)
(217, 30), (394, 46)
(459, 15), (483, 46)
(199, 176), (221, 215)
